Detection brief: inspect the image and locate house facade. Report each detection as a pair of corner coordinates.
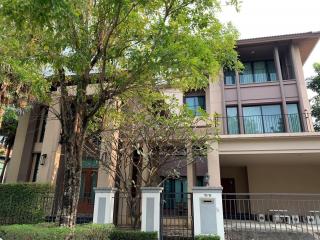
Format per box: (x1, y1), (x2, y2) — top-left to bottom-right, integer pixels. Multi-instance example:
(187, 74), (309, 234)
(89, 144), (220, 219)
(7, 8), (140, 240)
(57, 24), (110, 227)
(4, 32), (320, 214)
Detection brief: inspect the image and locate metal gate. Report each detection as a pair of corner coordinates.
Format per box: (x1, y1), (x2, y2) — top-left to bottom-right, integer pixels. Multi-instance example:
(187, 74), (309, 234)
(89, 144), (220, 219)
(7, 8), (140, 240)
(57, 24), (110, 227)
(160, 192), (194, 240)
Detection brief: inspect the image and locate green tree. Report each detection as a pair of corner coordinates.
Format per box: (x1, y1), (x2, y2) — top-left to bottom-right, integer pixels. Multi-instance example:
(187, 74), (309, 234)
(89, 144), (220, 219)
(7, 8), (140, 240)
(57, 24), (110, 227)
(0, 0), (240, 226)
(308, 63), (320, 131)
(0, 16), (49, 127)
(0, 107), (18, 183)
(86, 91), (218, 228)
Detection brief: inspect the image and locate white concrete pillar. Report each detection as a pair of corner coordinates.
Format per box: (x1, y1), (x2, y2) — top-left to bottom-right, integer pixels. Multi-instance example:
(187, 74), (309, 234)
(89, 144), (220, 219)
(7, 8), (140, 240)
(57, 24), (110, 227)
(193, 187), (224, 240)
(93, 187), (117, 224)
(141, 187), (163, 237)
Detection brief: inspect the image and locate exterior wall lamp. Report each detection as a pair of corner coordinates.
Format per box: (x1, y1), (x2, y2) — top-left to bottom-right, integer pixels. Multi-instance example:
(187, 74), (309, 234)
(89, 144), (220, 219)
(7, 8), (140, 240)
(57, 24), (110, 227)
(40, 154), (47, 166)
(203, 173), (210, 186)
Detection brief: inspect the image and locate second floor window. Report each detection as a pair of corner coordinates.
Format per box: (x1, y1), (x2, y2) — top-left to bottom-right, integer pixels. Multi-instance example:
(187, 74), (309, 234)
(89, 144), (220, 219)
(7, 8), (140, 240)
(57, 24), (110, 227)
(240, 60), (277, 84)
(243, 105), (283, 134)
(224, 70), (236, 85)
(226, 107), (239, 134)
(184, 95), (206, 116)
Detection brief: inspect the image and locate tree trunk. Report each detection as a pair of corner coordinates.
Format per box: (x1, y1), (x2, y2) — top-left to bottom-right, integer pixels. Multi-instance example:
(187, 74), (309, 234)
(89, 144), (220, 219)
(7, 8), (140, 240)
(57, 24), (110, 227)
(58, 131), (85, 227)
(0, 147), (11, 183)
(58, 109), (86, 227)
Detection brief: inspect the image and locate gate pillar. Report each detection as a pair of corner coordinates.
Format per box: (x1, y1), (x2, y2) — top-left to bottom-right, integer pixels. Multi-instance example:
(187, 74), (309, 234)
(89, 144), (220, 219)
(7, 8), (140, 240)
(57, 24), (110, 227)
(193, 187), (224, 240)
(141, 187), (163, 238)
(93, 187), (117, 224)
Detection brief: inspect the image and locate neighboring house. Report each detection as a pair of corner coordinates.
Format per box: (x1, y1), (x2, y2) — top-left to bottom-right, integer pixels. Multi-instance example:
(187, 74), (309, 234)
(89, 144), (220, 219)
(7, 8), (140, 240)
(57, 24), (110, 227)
(4, 32), (320, 216)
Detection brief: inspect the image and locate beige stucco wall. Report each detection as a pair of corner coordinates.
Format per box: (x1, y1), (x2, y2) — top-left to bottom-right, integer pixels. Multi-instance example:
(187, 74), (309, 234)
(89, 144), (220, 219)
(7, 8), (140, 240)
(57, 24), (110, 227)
(247, 164), (320, 193)
(36, 99), (62, 184)
(5, 108), (39, 183)
(221, 167), (249, 193)
(5, 112), (32, 182)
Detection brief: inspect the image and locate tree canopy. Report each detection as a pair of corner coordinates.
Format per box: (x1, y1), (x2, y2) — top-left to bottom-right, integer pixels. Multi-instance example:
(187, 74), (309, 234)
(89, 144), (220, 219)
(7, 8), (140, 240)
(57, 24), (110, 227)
(308, 62), (320, 131)
(0, 0), (241, 226)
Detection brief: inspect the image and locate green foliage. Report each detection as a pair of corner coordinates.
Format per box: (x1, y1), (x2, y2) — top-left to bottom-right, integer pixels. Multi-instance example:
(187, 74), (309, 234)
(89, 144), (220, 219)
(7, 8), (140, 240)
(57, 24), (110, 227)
(0, 183), (53, 224)
(109, 229), (157, 240)
(307, 63), (320, 131)
(0, 223), (114, 240)
(0, 0), (241, 97)
(98, 90), (218, 190)
(195, 235), (220, 240)
(0, 16), (50, 106)
(0, 0), (240, 225)
(0, 107), (19, 149)
(0, 224), (156, 240)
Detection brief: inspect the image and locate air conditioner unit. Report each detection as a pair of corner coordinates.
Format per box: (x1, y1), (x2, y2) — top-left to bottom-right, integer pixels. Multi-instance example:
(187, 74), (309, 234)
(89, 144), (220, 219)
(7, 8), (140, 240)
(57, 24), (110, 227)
(273, 214), (281, 223)
(291, 215), (300, 224)
(257, 214), (265, 223)
(307, 215), (316, 225)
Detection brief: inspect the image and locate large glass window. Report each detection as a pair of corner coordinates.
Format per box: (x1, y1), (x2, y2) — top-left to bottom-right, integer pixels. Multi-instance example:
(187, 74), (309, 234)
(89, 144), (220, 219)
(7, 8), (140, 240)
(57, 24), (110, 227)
(267, 60), (277, 81)
(240, 63), (254, 84)
(253, 61), (268, 83)
(184, 96), (206, 116)
(227, 107), (239, 134)
(240, 60), (277, 84)
(243, 105), (284, 134)
(287, 103), (302, 132)
(224, 70), (236, 85)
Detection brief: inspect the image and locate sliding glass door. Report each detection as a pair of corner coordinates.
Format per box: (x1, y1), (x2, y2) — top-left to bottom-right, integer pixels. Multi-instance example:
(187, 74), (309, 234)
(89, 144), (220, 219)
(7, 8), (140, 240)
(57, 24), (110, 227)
(227, 107), (239, 134)
(287, 104), (302, 132)
(243, 105), (284, 134)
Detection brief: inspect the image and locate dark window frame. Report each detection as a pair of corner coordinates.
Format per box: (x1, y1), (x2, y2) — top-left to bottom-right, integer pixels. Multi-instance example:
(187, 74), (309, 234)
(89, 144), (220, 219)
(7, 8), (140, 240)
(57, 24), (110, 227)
(226, 106), (240, 134)
(224, 69), (236, 85)
(242, 104), (284, 134)
(240, 59), (277, 84)
(183, 95), (206, 116)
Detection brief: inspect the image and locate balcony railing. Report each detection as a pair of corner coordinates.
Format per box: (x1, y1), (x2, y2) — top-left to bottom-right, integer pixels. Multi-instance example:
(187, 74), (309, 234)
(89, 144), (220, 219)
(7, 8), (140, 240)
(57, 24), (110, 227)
(222, 113), (314, 135)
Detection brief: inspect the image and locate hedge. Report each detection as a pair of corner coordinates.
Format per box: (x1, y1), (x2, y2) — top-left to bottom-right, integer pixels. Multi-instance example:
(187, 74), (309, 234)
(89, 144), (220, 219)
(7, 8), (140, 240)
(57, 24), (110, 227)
(109, 229), (157, 240)
(195, 235), (220, 240)
(0, 224), (158, 240)
(0, 183), (53, 224)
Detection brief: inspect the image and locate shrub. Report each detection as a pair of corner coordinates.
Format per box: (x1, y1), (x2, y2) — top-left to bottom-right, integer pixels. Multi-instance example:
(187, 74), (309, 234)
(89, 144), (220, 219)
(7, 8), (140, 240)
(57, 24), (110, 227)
(0, 224), (157, 240)
(195, 235), (220, 240)
(109, 229), (157, 240)
(0, 183), (53, 224)
(0, 223), (114, 240)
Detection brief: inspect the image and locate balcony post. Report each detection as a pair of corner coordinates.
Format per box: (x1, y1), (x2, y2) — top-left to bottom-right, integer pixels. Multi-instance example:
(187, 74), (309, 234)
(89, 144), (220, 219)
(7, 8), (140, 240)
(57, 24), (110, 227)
(290, 44), (313, 132)
(235, 71), (244, 134)
(273, 46), (290, 132)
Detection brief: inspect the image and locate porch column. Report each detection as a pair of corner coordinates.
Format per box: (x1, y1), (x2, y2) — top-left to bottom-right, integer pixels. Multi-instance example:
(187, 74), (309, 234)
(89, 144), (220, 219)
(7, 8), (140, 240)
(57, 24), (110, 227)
(193, 187), (224, 240)
(93, 187), (117, 224)
(141, 187), (163, 238)
(207, 141), (221, 187)
(187, 144), (197, 192)
(97, 131), (119, 188)
(290, 44), (313, 131)
(273, 46), (290, 132)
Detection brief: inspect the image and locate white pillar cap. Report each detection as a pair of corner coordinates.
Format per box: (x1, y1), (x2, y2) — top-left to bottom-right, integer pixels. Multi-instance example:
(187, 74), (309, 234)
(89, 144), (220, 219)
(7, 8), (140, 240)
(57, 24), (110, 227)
(94, 187), (117, 193)
(141, 187), (163, 193)
(192, 186), (223, 193)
